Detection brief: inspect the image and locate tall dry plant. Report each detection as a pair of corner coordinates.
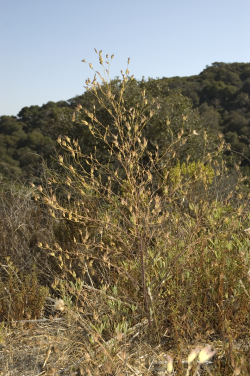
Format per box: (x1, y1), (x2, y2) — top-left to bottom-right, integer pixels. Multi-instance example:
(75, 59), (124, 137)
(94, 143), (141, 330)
(35, 51), (250, 347)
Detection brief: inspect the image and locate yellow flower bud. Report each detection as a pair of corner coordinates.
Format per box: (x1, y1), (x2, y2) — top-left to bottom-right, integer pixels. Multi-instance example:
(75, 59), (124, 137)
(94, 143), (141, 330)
(199, 346), (216, 364)
(167, 355), (173, 373)
(188, 347), (200, 364)
(54, 299), (65, 312)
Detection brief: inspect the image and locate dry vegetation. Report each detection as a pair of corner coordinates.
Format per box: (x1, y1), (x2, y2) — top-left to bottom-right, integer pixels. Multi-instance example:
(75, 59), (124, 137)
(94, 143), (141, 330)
(1, 51), (250, 375)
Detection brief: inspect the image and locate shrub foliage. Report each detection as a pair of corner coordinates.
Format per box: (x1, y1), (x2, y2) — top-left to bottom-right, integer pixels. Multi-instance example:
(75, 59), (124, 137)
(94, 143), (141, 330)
(36, 52), (250, 345)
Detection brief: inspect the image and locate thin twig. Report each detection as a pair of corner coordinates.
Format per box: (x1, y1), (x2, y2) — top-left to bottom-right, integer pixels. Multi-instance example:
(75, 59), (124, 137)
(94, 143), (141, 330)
(4, 317), (63, 325)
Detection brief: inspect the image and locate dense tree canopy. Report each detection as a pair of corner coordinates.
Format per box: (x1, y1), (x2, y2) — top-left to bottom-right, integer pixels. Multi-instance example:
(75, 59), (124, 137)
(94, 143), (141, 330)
(1, 62), (250, 182)
(0, 103), (56, 180)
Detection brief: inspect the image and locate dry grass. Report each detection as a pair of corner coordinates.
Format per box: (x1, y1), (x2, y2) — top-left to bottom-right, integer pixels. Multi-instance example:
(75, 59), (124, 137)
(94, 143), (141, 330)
(1, 305), (250, 375)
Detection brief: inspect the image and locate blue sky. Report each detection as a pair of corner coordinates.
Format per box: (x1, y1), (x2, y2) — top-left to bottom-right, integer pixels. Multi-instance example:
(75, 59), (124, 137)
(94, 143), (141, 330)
(1, 0), (250, 117)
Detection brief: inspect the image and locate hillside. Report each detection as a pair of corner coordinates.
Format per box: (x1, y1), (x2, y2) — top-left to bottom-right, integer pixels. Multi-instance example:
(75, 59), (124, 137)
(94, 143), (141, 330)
(1, 62), (250, 182)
